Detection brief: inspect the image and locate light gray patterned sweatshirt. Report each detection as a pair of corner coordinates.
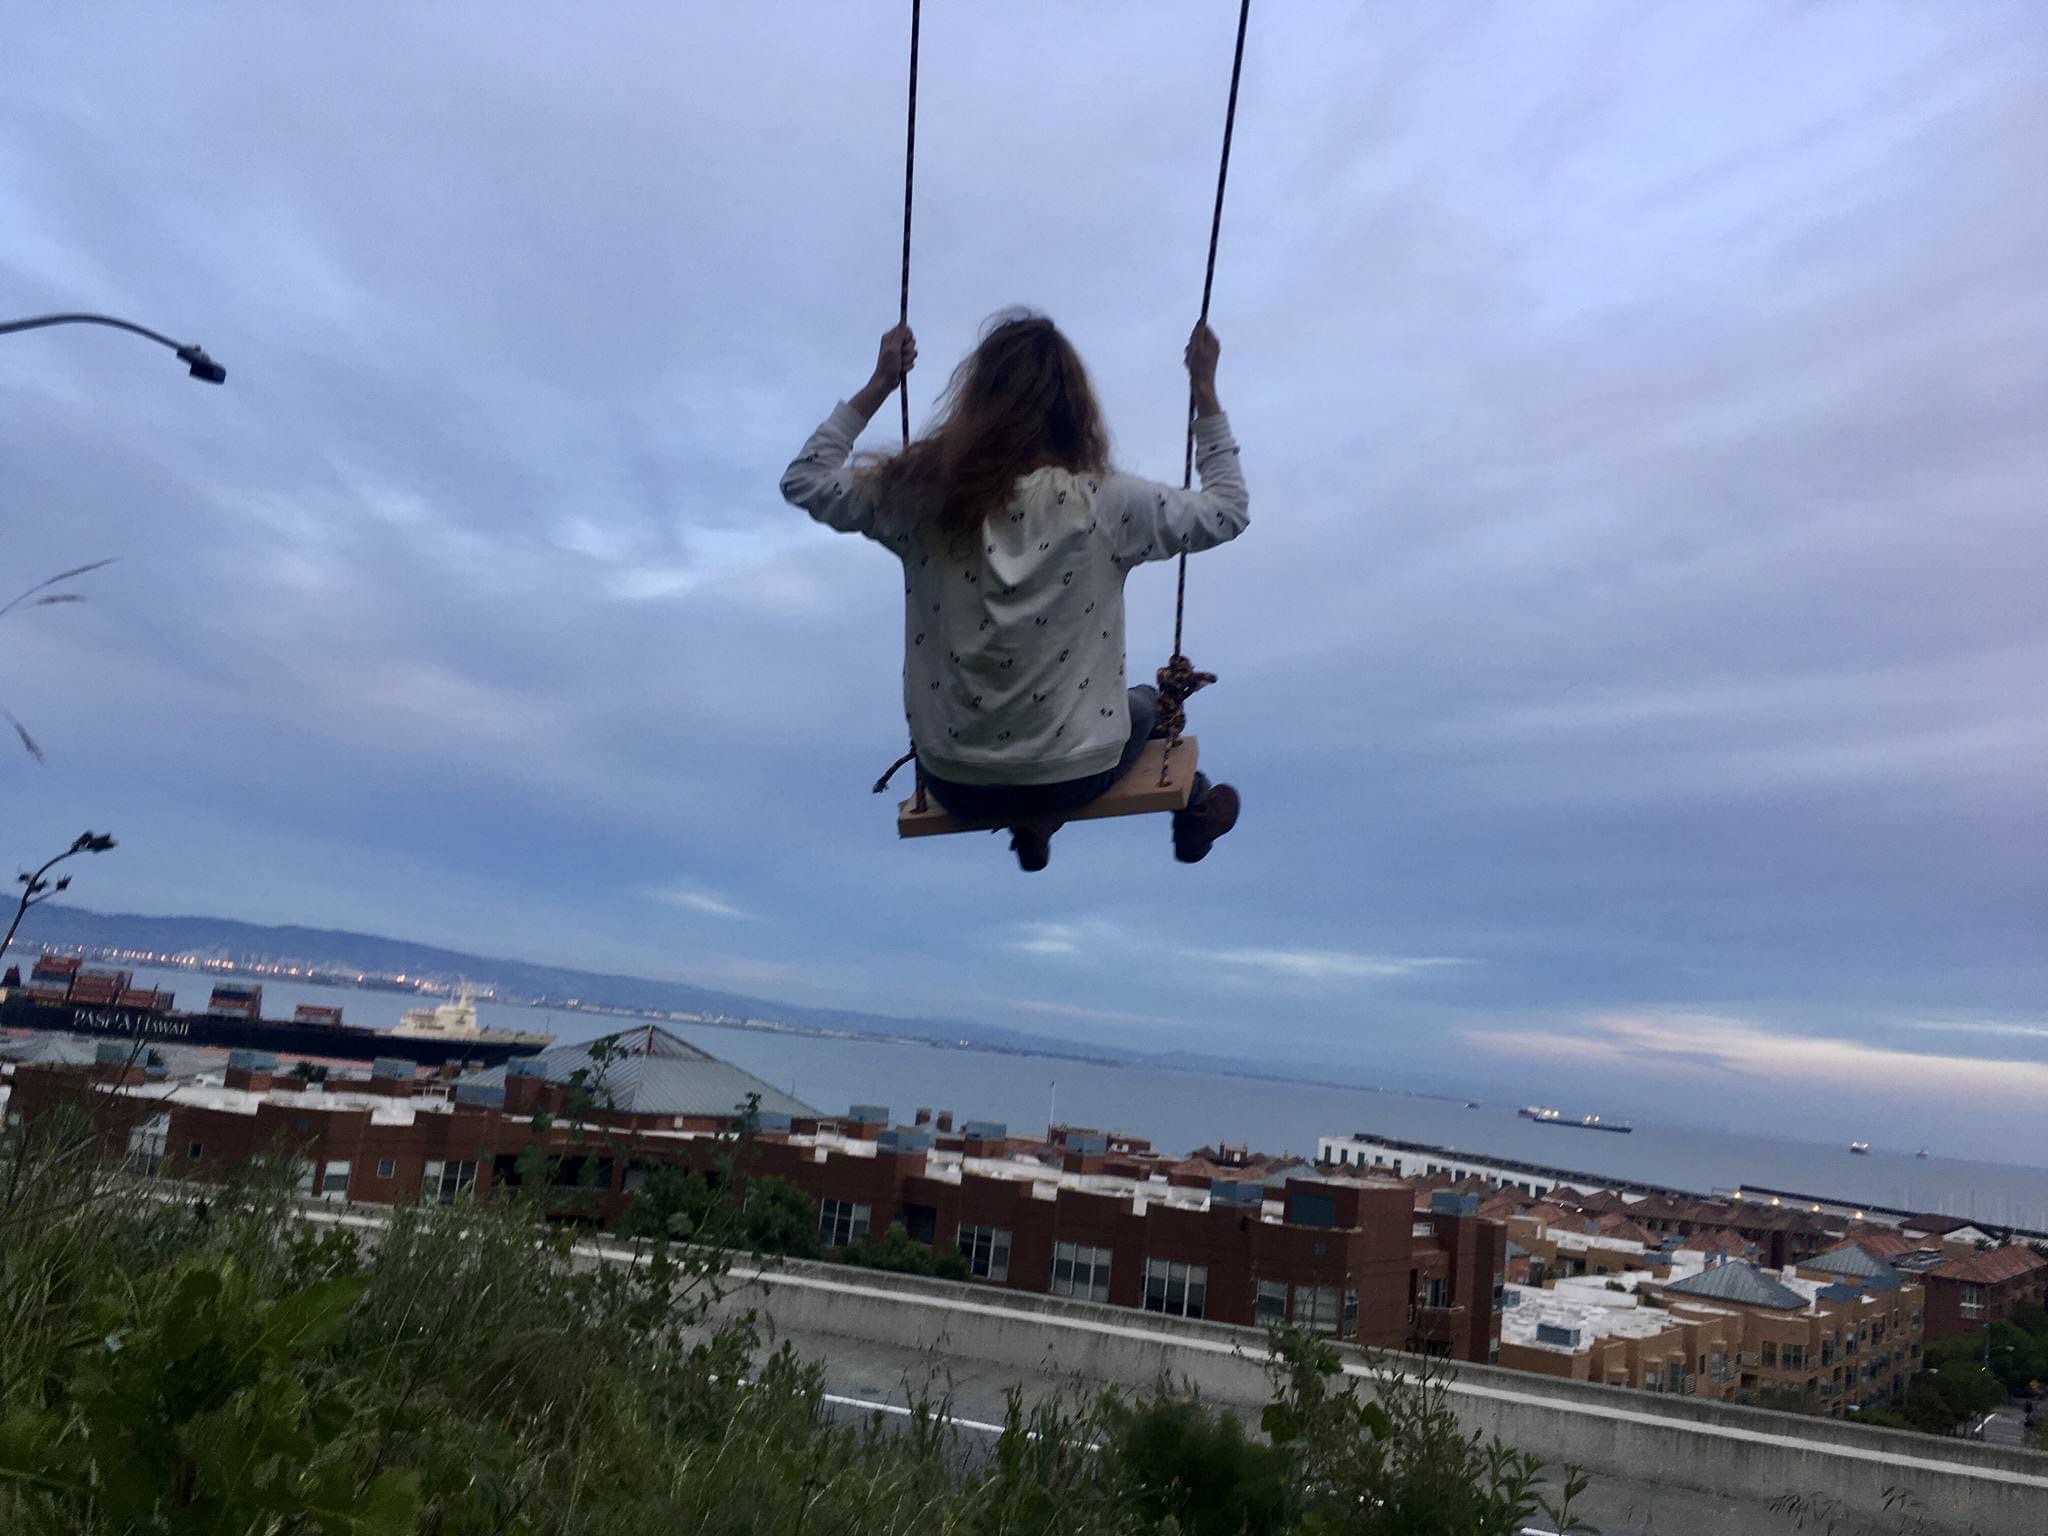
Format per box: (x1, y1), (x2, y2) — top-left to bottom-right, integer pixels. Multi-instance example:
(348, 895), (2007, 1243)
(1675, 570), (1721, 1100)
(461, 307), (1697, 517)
(780, 403), (1248, 785)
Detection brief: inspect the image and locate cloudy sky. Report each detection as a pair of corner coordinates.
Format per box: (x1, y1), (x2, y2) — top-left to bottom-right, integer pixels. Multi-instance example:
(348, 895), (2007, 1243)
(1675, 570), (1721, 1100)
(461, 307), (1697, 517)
(4, 3), (2043, 1157)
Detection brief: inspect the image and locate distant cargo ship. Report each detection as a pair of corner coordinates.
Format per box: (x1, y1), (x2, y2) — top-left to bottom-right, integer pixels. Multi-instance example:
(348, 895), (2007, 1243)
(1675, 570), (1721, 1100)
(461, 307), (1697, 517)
(1519, 1104), (1634, 1135)
(0, 955), (551, 1068)
(1850, 1142), (1871, 1155)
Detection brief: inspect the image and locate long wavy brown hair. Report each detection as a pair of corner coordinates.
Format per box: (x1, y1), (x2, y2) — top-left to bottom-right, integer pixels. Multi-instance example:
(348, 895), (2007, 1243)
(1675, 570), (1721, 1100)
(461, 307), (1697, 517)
(865, 310), (1111, 552)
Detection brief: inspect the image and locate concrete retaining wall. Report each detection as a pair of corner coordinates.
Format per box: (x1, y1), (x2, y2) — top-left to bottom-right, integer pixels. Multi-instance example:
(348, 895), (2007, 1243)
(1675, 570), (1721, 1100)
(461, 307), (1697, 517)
(710, 1255), (2048, 1536)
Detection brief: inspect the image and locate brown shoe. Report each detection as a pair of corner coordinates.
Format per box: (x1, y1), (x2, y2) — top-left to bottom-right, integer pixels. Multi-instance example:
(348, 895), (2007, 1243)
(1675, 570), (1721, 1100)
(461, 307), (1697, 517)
(1172, 780), (1240, 864)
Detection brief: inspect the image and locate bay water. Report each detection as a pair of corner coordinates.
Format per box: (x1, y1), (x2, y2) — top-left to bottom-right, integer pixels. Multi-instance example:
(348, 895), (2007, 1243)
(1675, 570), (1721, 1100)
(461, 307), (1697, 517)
(97, 965), (2048, 1231)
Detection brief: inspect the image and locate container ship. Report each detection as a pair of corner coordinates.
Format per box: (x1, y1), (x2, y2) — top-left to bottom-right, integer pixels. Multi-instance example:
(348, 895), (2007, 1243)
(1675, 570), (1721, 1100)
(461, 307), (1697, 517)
(1518, 1104), (1634, 1134)
(0, 954), (552, 1068)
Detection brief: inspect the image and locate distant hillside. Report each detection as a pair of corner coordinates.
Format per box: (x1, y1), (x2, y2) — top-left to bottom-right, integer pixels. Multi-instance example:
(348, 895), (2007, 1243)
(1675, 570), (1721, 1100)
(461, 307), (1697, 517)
(18, 905), (1135, 1063)
(16, 905), (1479, 1102)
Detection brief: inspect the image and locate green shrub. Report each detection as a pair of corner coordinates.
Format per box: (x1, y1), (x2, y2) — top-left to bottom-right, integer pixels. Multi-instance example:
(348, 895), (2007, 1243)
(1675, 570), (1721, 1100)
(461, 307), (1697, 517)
(838, 1220), (972, 1281)
(0, 1099), (1594, 1535)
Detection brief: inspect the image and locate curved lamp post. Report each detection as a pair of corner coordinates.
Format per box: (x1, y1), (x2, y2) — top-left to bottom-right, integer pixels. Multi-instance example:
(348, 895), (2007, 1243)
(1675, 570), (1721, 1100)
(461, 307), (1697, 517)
(0, 311), (225, 384)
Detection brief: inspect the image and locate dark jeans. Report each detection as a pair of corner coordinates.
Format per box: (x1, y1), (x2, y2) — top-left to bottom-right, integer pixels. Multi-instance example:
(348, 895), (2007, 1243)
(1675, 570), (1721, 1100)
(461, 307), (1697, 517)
(923, 685), (1157, 824)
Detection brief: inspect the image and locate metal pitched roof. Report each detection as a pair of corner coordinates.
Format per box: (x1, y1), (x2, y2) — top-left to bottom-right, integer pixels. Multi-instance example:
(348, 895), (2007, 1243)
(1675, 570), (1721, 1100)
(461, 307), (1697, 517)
(1663, 1261), (1810, 1311)
(465, 1025), (814, 1120)
(1805, 1244), (1900, 1282)
(0, 1034), (101, 1065)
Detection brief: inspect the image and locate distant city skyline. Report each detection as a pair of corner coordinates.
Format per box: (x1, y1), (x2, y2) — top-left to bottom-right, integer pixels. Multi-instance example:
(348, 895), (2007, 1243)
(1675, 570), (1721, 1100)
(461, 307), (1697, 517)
(4, 4), (2044, 1155)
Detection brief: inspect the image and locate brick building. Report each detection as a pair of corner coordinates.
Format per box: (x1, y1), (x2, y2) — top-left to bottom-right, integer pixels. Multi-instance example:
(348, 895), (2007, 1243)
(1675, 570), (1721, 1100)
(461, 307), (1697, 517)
(1908, 1245), (2048, 1343)
(1319, 1132), (1898, 1269)
(1500, 1282), (1743, 1399)
(1496, 1235), (1925, 1416)
(1653, 1248), (1923, 1413)
(4, 1026), (1506, 1362)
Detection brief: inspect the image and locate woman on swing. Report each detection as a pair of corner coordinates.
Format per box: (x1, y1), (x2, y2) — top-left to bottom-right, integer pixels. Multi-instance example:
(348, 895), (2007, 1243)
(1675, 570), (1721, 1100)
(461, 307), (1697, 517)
(780, 311), (1248, 872)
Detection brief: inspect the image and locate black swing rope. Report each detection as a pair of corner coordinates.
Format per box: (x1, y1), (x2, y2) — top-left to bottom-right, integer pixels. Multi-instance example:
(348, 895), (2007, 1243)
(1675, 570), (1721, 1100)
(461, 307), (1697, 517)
(877, 0), (1251, 808)
(1156, 0), (1251, 785)
(885, 0), (928, 812)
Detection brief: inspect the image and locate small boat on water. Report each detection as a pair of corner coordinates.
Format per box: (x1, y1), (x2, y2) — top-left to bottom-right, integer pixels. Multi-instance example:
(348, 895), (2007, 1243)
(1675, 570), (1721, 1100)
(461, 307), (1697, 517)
(1850, 1141), (1871, 1155)
(1915, 1147), (1930, 1160)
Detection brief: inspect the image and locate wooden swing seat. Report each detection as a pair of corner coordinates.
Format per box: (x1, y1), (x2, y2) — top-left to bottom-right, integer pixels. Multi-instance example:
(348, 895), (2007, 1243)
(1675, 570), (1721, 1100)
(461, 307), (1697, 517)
(897, 737), (1198, 838)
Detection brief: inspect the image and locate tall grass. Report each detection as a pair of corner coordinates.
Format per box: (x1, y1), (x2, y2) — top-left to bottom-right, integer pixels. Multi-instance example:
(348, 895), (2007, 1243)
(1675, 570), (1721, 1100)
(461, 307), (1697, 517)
(0, 1104), (1593, 1534)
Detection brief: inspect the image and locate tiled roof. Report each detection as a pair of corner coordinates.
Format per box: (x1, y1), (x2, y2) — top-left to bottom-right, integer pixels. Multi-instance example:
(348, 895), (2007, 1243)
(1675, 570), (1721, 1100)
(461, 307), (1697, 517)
(1843, 1229), (1923, 1259)
(1902, 1213), (1974, 1236)
(1598, 1216), (1658, 1245)
(1930, 1246), (2048, 1285)
(466, 1025), (814, 1120)
(1662, 1261), (1810, 1311)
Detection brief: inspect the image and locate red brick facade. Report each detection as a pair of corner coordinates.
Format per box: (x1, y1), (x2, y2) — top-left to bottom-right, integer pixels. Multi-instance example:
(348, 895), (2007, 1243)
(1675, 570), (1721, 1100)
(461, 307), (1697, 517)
(6, 1063), (1505, 1361)
(1919, 1246), (2048, 1342)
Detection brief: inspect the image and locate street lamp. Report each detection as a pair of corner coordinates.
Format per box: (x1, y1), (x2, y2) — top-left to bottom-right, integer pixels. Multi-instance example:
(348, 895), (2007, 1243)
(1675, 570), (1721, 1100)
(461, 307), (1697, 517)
(0, 311), (226, 384)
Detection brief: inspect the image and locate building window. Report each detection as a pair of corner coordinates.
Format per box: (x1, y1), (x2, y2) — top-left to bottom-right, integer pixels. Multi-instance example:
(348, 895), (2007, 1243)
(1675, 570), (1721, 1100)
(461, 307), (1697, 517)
(1422, 1277), (1449, 1310)
(1710, 1349), (1729, 1384)
(319, 1160), (351, 1201)
(1256, 1279), (1287, 1326)
(1294, 1285), (1341, 1335)
(1342, 1287), (1359, 1337)
(422, 1159), (477, 1204)
(376, 1156), (396, 1179)
(187, 1140), (203, 1160)
(959, 1224), (1012, 1282)
(1051, 1242), (1112, 1303)
(1644, 1369), (1663, 1392)
(1782, 1344), (1806, 1370)
(295, 1161), (317, 1197)
(125, 1114), (169, 1177)
(1762, 1341), (1778, 1368)
(1958, 1284), (1983, 1320)
(1143, 1259), (1207, 1319)
(1491, 1274), (1506, 1312)
(818, 1199), (871, 1249)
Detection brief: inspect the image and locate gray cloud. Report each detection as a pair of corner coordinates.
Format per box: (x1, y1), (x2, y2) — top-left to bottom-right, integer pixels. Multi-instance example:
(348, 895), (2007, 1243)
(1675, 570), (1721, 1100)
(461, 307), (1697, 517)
(3, 2), (2044, 1156)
